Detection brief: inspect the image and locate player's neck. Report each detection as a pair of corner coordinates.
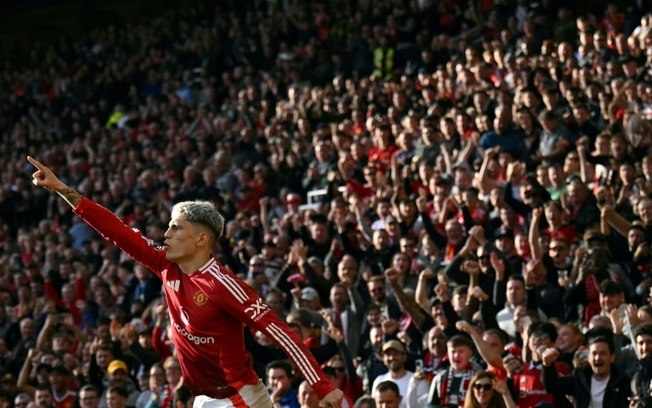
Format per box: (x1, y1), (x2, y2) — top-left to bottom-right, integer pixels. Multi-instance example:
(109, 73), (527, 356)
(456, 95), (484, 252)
(178, 253), (212, 275)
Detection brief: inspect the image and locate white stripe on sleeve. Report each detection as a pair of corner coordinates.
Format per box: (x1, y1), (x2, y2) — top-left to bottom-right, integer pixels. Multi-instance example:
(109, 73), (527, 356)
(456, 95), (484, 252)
(267, 323), (319, 384)
(208, 269), (247, 303)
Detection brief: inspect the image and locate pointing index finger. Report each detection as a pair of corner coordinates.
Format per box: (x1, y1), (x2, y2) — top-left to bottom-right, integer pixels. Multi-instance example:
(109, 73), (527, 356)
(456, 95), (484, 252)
(27, 156), (44, 170)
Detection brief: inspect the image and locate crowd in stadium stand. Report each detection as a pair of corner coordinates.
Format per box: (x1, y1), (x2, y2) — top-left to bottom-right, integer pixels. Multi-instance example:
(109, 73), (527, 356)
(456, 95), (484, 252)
(0, 0), (652, 407)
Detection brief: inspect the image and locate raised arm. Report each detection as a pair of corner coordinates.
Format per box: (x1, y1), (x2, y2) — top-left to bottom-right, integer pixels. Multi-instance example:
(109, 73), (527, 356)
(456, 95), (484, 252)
(475, 147), (500, 196)
(16, 348), (37, 395)
(416, 197), (448, 248)
(577, 144), (594, 185)
(456, 320), (503, 369)
(351, 196), (374, 243)
(35, 314), (57, 352)
(608, 80), (633, 124)
(259, 197), (273, 236)
(385, 268), (433, 332)
(28, 156), (165, 275)
(503, 162), (531, 216)
(529, 207), (544, 261)
(601, 205), (632, 237)
(415, 269), (435, 311)
(28, 156), (81, 208)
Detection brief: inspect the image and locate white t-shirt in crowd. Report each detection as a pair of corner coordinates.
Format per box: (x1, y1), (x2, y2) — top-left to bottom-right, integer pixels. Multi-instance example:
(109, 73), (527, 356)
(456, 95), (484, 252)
(589, 375), (609, 408)
(372, 370), (414, 408)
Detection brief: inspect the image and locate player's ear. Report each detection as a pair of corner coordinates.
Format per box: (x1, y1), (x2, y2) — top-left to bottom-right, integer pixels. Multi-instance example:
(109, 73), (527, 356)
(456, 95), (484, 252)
(195, 230), (211, 248)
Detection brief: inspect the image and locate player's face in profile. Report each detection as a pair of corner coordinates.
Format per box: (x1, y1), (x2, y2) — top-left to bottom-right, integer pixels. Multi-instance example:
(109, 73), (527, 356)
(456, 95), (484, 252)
(164, 214), (203, 263)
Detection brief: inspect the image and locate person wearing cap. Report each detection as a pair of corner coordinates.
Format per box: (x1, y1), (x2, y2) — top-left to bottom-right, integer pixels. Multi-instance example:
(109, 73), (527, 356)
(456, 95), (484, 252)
(371, 340), (412, 408)
(27, 157), (343, 408)
(297, 287), (323, 312)
(102, 360), (139, 408)
(493, 226), (525, 275)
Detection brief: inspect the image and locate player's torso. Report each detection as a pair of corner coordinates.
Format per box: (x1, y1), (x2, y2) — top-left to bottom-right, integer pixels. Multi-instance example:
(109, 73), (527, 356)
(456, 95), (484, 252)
(160, 262), (248, 370)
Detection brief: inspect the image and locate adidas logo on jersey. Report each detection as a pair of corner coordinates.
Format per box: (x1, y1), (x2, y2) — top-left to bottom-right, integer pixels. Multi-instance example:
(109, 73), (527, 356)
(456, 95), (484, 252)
(166, 280), (180, 292)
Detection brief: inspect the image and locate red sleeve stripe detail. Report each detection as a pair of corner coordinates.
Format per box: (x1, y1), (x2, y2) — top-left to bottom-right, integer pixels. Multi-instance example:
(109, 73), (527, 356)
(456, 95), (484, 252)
(267, 323), (319, 384)
(207, 267), (248, 304)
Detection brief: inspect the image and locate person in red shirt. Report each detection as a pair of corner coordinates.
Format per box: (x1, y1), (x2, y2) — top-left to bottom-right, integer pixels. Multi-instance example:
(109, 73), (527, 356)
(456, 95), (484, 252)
(28, 156), (343, 408)
(367, 116), (398, 170)
(506, 322), (571, 408)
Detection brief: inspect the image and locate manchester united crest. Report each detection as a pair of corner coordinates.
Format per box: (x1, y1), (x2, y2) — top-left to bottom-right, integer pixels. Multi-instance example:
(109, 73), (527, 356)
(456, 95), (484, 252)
(194, 291), (207, 306)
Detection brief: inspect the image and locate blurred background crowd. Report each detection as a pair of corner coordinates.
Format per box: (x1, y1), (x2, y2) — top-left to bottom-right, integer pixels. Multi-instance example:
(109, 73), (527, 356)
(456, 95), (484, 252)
(0, 0), (652, 407)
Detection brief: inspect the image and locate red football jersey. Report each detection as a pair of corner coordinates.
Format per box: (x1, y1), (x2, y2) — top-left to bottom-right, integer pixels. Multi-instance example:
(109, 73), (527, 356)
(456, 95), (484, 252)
(74, 198), (336, 400)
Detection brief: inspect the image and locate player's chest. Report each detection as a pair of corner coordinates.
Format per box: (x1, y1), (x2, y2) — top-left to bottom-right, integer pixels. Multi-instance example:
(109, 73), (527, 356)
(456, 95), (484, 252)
(161, 269), (226, 329)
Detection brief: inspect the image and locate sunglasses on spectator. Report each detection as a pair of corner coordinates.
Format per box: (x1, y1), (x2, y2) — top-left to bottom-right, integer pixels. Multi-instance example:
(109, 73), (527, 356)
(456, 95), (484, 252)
(473, 383), (493, 391)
